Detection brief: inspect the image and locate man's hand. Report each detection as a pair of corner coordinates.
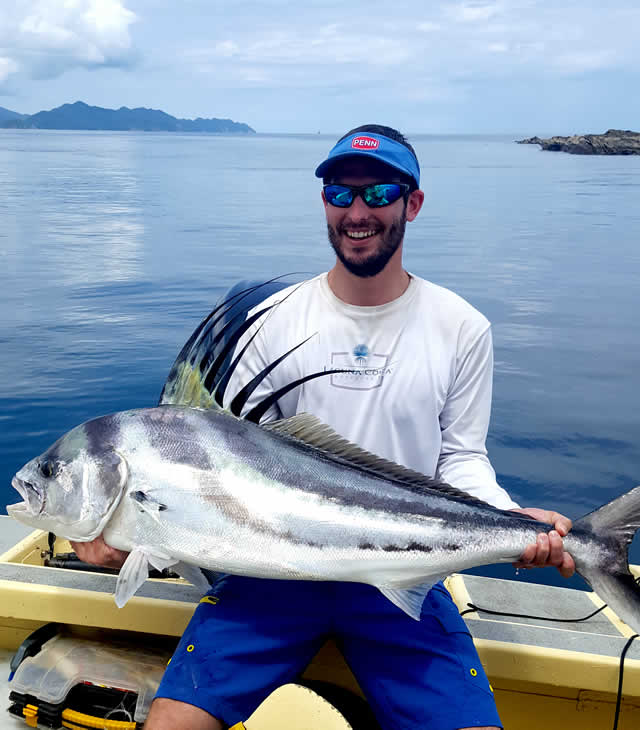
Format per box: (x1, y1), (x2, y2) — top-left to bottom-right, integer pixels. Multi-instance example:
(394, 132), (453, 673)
(510, 508), (575, 578)
(70, 535), (129, 570)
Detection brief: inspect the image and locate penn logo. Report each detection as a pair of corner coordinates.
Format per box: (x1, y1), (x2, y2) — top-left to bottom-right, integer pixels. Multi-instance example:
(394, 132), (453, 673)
(351, 136), (380, 150)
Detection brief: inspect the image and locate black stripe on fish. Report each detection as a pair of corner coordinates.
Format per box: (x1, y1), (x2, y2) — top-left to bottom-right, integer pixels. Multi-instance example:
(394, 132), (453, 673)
(83, 415), (122, 459)
(140, 410), (215, 470)
(386, 542), (435, 553)
(359, 541), (434, 553)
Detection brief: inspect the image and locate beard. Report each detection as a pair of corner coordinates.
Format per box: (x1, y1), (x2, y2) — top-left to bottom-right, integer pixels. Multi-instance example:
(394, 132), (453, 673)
(327, 209), (407, 278)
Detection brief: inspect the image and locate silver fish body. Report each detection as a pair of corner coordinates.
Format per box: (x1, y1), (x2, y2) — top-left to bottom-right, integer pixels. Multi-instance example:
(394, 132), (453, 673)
(8, 404), (640, 627)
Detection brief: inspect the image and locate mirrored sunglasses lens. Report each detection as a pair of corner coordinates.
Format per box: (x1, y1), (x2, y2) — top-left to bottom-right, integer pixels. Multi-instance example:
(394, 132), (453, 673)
(325, 185), (353, 207)
(363, 184), (403, 207)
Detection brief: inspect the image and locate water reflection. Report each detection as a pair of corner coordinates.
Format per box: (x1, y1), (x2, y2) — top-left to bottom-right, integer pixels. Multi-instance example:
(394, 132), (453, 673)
(7, 133), (144, 288)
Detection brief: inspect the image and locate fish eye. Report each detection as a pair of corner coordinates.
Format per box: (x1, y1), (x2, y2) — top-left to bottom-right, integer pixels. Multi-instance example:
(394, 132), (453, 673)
(39, 460), (55, 478)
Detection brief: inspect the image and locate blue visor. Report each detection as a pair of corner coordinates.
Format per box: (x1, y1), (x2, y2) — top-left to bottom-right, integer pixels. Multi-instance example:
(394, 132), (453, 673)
(315, 133), (420, 188)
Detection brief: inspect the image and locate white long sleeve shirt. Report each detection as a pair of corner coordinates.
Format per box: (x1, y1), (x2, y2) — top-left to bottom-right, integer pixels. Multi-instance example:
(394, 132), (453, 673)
(225, 273), (518, 510)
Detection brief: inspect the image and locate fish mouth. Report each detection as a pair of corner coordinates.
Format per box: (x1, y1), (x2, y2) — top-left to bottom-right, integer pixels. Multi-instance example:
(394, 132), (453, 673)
(10, 476), (45, 516)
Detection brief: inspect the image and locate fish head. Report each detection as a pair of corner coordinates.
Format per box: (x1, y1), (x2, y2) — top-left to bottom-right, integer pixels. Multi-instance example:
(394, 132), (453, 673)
(7, 417), (128, 541)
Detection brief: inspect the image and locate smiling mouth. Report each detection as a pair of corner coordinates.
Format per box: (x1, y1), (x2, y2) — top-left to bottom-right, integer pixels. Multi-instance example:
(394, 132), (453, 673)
(344, 229), (379, 240)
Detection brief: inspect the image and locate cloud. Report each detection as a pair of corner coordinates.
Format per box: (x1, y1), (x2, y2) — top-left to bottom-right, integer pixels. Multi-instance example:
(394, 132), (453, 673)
(554, 50), (619, 74)
(417, 22), (442, 32)
(0, 0), (137, 90)
(448, 1), (504, 23)
(174, 0), (640, 99)
(200, 25), (410, 68)
(184, 22), (412, 88)
(0, 57), (20, 84)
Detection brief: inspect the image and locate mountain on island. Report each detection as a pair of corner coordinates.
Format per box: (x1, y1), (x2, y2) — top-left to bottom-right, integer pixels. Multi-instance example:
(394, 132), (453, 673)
(1, 101), (255, 133)
(0, 106), (27, 123)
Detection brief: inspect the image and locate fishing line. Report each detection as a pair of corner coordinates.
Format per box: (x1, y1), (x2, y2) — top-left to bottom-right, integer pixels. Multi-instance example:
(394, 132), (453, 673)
(459, 602), (606, 622)
(460, 575), (640, 730)
(613, 633), (639, 730)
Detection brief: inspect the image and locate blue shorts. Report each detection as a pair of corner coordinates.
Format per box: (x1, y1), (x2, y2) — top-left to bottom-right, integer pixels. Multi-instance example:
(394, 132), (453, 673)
(156, 577), (501, 730)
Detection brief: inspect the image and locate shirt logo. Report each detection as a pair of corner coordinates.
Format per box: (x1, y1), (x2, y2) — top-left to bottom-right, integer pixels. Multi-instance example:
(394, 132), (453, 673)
(351, 136), (379, 150)
(353, 344), (369, 365)
(328, 350), (392, 391)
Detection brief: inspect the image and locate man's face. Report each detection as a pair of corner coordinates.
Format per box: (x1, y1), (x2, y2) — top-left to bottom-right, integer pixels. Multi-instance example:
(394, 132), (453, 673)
(323, 159), (418, 278)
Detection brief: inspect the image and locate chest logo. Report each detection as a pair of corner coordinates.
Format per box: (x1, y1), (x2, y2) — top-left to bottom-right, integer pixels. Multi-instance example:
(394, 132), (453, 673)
(353, 344), (369, 365)
(328, 348), (392, 391)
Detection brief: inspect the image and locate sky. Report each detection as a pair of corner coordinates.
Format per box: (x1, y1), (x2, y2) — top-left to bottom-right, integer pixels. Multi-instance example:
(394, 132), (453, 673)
(0, 0), (638, 134)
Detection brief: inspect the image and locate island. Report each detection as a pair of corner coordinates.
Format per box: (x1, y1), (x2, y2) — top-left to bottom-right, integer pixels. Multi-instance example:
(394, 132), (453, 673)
(517, 129), (640, 155)
(1, 101), (255, 134)
(0, 106), (26, 124)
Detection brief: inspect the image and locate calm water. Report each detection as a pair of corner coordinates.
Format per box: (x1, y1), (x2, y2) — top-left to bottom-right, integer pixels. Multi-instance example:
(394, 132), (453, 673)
(1, 130), (639, 589)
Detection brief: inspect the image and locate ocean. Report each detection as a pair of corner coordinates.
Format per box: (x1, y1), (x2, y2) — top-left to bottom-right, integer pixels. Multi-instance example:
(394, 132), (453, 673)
(1, 129), (639, 589)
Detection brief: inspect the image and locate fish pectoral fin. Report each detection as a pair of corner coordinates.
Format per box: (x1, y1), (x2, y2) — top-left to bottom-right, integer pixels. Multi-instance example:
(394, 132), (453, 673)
(115, 549), (150, 608)
(130, 490), (168, 525)
(378, 577), (446, 621)
(173, 562), (216, 592)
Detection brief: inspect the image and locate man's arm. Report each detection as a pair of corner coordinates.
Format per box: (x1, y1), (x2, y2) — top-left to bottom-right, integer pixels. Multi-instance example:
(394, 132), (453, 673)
(437, 326), (574, 576)
(436, 326), (516, 508)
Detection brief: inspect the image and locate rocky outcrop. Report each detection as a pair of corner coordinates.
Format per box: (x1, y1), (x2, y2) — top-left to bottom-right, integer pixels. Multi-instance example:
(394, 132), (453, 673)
(516, 129), (640, 155)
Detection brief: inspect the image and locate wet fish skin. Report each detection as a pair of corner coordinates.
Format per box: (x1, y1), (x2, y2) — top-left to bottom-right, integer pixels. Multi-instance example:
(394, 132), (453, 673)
(8, 404), (640, 629)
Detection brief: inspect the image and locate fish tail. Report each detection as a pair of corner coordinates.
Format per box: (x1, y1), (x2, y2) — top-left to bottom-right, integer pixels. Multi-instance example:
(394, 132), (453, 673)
(575, 485), (640, 634)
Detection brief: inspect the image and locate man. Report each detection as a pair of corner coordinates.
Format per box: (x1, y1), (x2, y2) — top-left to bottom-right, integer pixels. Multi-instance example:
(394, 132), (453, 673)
(75, 124), (574, 730)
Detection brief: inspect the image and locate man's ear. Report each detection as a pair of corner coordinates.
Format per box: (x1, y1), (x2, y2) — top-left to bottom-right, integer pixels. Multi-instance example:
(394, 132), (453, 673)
(406, 190), (425, 222)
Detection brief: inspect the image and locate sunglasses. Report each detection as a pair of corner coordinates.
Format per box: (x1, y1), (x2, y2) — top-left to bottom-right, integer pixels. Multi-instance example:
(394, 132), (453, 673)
(323, 183), (410, 209)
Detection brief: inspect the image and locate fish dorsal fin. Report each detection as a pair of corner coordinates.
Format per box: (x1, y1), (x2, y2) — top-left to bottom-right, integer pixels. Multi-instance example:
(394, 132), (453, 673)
(160, 278), (333, 417)
(159, 276), (299, 408)
(264, 413), (491, 505)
